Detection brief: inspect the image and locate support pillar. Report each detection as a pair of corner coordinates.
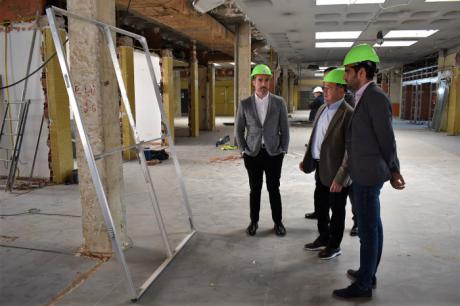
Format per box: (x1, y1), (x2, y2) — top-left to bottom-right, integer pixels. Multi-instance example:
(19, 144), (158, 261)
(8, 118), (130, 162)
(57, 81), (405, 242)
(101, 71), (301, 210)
(389, 68), (402, 118)
(234, 21), (251, 115)
(447, 60), (460, 135)
(174, 70), (181, 117)
(282, 67), (289, 110)
(199, 66), (208, 130)
(43, 27), (73, 184)
(161, 49), (175, 141)
(189, 41), (199, 137)
(118, 36), (136, 160)
(68, 0), (128, 256)
(288, 73), (294, 113)
(208, 64), (216, 130)
(294, 84), (300, 111)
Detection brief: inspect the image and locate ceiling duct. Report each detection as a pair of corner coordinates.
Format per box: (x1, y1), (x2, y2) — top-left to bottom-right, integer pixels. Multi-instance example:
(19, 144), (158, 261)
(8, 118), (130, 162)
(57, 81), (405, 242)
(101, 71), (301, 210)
(192, 0), (226, 14)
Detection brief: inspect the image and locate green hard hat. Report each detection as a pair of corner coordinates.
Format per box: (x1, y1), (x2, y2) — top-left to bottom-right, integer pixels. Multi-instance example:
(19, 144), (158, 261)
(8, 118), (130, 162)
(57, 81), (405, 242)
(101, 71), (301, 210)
(323, 67), (347, 85)
(251, 64), (272, 77)
(343, 43), (380, 66)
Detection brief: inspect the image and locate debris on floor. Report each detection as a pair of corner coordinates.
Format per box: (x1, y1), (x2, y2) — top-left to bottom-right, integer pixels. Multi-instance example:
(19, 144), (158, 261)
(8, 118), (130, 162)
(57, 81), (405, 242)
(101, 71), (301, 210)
(219, 144), (238, 151)
(144, 148), (169, 161)
(209, 154), (242, 163)
(215, 135), (230, 147)
(146, 159), (161, 166)
(0, 235), (19, 242)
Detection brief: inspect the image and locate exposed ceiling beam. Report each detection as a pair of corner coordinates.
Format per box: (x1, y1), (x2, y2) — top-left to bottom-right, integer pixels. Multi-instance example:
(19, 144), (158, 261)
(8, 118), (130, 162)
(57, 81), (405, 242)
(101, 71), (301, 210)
(116, 0), (234, 57)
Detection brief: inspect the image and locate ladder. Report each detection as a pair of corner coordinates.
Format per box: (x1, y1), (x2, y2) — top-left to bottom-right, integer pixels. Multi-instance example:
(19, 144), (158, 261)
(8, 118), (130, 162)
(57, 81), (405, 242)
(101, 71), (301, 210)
(0, 99), (31, 191)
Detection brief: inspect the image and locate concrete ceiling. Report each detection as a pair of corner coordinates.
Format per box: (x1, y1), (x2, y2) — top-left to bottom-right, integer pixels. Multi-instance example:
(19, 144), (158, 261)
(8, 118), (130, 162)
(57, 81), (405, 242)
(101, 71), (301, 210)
(235, 0), (460, 72)
(117, 0), (235, 56)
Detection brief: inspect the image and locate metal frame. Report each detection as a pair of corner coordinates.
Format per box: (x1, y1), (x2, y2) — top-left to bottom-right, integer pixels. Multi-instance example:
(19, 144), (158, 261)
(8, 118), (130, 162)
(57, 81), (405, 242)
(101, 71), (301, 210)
(46, 7), (195, 301)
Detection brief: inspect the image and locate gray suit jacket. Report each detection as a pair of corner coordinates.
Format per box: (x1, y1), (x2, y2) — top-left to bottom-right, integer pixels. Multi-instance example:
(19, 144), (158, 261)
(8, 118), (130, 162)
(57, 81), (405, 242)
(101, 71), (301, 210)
(346, 82), (400, 186)
(302, 101), (353, 187)
(235, 93), (290, 157)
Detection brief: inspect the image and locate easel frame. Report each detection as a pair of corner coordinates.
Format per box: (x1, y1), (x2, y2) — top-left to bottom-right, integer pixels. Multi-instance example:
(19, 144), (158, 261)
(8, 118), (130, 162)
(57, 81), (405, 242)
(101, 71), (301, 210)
(46, 6), (196, 301)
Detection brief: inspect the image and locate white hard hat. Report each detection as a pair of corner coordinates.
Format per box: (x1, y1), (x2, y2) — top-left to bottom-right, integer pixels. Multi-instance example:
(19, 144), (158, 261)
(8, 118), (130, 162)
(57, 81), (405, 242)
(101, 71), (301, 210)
(313, 86), (323, 93)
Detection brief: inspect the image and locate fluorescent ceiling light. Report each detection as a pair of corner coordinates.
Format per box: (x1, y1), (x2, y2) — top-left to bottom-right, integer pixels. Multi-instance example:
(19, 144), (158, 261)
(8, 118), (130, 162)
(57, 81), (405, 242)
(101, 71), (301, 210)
(316, 0), (385, 5)
(316, 42), (354, 48)
(384, 30), (438, 38)
(316, 31), (362, 39)
(374, 41), (417, 47)
(314, 72), (324, 77)
(319, 66), (329, 70)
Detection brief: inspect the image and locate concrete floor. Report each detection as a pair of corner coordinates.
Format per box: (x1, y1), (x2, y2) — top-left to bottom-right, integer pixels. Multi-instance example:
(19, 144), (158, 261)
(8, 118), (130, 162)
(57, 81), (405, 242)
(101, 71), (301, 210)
(1, 111), (459, 306)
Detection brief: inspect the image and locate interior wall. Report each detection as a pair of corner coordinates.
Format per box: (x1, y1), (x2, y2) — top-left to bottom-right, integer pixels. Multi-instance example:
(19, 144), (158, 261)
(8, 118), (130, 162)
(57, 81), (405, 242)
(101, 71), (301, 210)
(133, 50), (162, 142)
(0, 22), (50, 179)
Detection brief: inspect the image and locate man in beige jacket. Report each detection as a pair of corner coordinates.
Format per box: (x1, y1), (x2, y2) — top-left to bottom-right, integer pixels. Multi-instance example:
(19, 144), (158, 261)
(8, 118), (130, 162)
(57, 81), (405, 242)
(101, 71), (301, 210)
(300, 68), (353, 260)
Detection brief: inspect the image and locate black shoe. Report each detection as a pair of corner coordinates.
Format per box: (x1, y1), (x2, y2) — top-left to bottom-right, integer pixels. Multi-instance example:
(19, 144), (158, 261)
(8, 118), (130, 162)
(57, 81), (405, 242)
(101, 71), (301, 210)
(318, 247), (342, 260)
(246, 222), (258, 236)
(304, 238), (327, 251)
(304, 212), (317, 219)
(350, 225), (359, 236)
(347, 269), (377, 289)
(274, 223), (286, 236)
(333, 283), (372, 299)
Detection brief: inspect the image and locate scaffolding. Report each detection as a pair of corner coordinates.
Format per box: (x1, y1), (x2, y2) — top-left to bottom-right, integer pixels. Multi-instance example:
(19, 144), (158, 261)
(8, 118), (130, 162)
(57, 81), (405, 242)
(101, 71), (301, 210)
(402, 65), (438, 125)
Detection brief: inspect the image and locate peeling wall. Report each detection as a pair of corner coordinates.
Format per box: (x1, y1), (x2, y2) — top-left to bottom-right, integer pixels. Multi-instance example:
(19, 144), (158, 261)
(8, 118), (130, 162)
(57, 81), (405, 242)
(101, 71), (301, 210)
(0, 22), (50, 179)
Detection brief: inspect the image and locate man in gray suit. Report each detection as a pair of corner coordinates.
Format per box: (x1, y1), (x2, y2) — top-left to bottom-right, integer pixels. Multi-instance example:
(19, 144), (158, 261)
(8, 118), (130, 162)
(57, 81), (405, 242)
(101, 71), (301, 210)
(300, 68), (353, 260)
(333, 44), (405, 299)
(235, 64), (290, 237)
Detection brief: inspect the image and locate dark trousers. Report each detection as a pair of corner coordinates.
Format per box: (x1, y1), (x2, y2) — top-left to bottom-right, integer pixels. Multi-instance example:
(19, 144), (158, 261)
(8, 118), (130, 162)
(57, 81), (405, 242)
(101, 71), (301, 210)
(315, 170), (349, 249)
(353, 182), (384, 291)
(243, 149), (284, 224)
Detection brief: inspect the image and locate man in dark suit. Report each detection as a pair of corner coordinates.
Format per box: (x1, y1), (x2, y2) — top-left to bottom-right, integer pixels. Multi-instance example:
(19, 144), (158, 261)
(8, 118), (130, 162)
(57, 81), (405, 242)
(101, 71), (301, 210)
(308, 87), (324, 122)
(300, 68), (353, 260)
(235, 64), (290, 237)
(333, 44), (405, 299)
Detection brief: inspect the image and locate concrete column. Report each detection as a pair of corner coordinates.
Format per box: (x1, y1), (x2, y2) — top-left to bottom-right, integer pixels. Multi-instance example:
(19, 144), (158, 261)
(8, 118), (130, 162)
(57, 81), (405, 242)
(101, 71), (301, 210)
(68, 0), (128, 256)
(288, 73), (294, 113)
(199, 66), (208, 130)
(41, 28), (72, 182)
(118, 36), (136, 160)
(446, 52), (460, 135)
(43, 27), (73, 184)
(161, 49), (175, 140)
(208, 64), (216, 130)
(189, 41), (199, 137)
(294, 84), (300, 110)
(389, 68), (402, 118)
(282, 67), (289, 110)
(174, 70), (181, 117)
(234, 22), (251, 114)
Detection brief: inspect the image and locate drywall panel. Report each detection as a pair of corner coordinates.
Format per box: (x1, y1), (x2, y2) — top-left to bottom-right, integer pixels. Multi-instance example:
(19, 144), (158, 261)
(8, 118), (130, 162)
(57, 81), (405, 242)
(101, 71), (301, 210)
(133, 50), (162, 142)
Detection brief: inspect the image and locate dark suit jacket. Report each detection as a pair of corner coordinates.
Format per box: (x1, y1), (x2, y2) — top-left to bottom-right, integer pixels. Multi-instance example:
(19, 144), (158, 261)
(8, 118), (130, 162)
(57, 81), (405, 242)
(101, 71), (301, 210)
(302, 101), (354, 187)
(309, 95), (324, 121)
(346, 82), (400, 186)
(235, 93), (290, 157)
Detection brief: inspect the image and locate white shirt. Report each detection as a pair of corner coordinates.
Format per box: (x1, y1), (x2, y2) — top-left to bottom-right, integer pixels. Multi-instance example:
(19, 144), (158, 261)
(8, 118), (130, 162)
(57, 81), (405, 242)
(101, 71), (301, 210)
(312, 99), (343, 160)
(255, 93), (269, 144)
(354, 81), (373, 106)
